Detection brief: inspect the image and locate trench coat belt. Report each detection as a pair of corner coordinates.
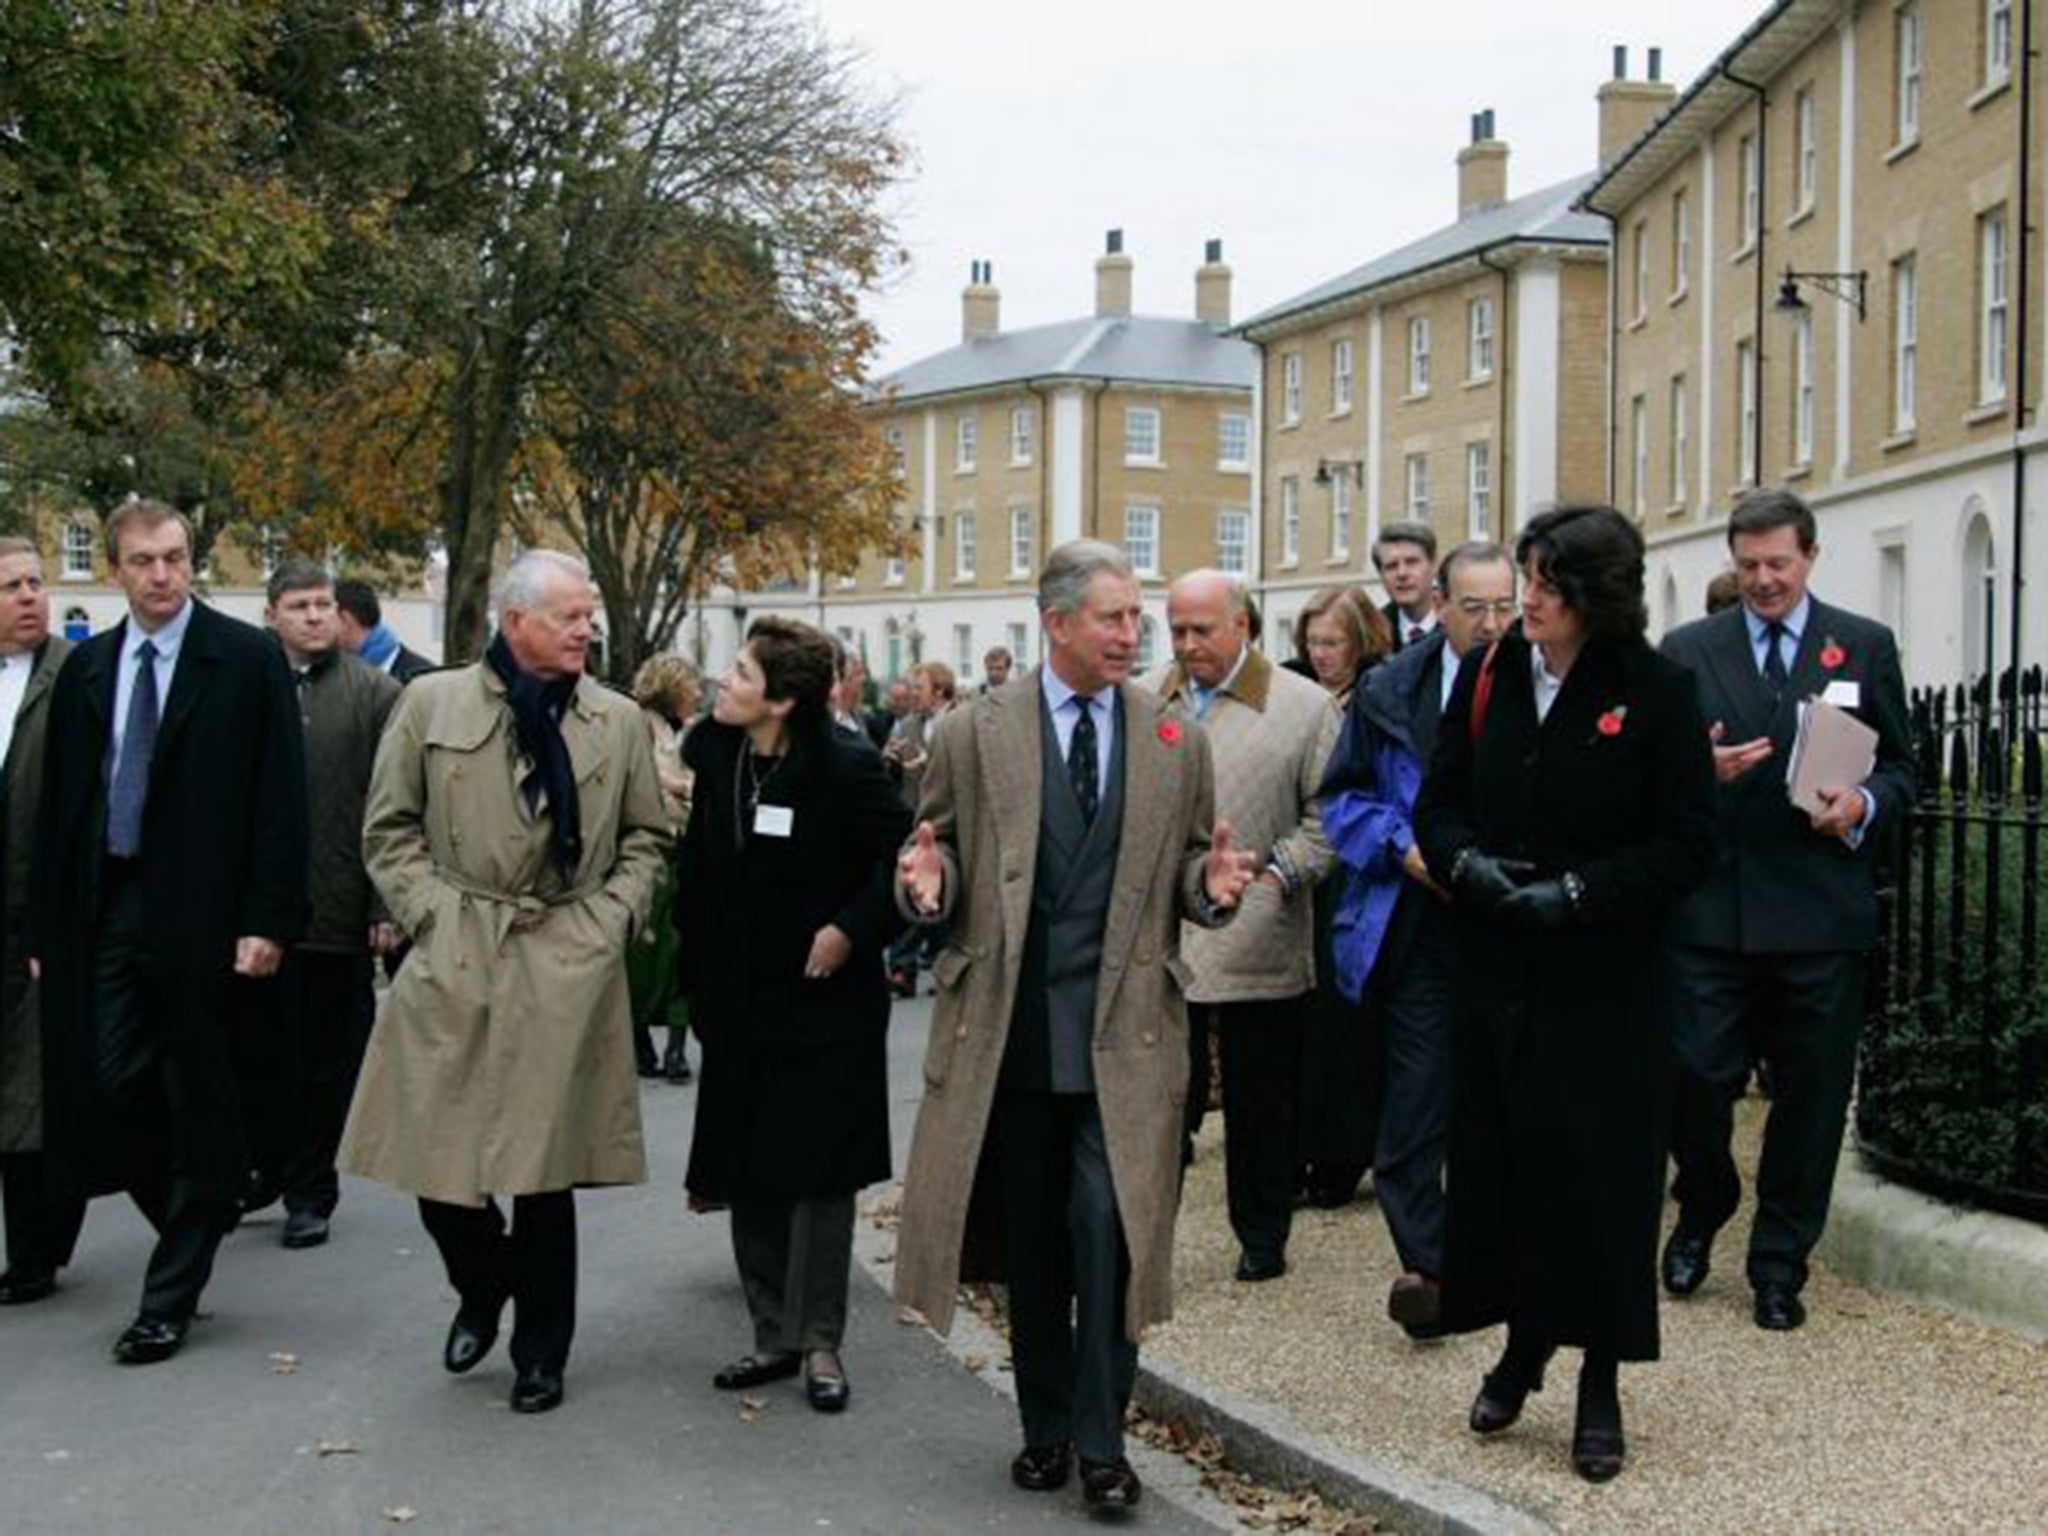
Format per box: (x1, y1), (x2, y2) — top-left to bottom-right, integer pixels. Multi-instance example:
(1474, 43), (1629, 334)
(432, 866), (608, 951)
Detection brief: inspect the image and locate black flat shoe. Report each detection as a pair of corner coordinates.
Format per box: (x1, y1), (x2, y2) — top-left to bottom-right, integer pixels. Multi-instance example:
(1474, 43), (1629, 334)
(1010, 1443), (1072, 1492)
(1469, 1357), (1548, 1435)
(712, 1351), (800, 1390)
(1080, 1456), (1143, 1509)
(804, 1354), (851, 1413)
(0, 1269), (58, 1305)
(443, 1304), (501, 1374)
(1572, 1425), (1626, 1481)
(1753, 1282), (1806, 1331)
(111, 1314), (188, 1365)
(281, 1210), (330, 1250)
(1234, 1251), (1287, 1283)
(510, 1367), (564, 1414)
(1661, 1225), (1714, 1297)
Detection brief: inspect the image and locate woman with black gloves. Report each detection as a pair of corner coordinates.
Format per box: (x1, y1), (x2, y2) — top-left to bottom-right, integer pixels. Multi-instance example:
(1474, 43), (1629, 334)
(676, 618), (911, 1413)
(1413, 505), (1716, 1482)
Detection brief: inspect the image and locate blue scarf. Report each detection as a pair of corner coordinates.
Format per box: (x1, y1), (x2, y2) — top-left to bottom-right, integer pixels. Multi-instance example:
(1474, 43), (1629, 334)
(358, 622), (400, 670)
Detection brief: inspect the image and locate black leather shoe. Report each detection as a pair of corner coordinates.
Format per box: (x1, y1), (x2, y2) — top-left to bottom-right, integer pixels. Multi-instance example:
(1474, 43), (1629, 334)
(1572, 1425), (1626, 1482)
(712, 1351), (800, 1390)
(1469, 1357), (1548, 1435)
(1661, 1225), (1715, 1297)
(804, 1355), (851, 1414)
(1753, 1283), (1807, 1331)
(111, 1315), (189, 1365)
(281, 1210), (330, 1250)
(661, 1034), (692, 1084)
(510, 1367), (564, 1414)
(443, 1304), (501, 1374)
(1387, 1273), (1445, 1340)
(1234, 1251), (1287, 1283)
(1080, 1456), (1142, 1510)
(1009, 1444), (1072, 1492)
(0, 1269), (58, 1305)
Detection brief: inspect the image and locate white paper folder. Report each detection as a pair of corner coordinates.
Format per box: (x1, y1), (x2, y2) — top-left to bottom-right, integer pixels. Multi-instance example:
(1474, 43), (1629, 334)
(1786, 698), (1878, 815)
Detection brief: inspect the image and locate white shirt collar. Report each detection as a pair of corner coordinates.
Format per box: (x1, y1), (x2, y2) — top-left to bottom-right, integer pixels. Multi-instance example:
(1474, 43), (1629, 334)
(1041, 661), (1109, 717)
(123, 598), (195, 663)
(1742, 593), (1811, 646)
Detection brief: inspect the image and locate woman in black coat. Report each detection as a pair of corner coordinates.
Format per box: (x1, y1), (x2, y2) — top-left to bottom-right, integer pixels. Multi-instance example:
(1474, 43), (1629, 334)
(676, 619), (910, 1414)
(1414, 506), (1716, 1482)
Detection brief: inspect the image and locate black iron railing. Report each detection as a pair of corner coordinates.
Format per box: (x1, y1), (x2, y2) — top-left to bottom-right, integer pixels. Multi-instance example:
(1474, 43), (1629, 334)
(1856, 665), (2047, 1221)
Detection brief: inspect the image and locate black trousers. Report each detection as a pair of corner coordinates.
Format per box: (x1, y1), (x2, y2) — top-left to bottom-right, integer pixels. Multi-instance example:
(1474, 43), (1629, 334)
(1371, 915), (1450, 1278)
(1191, 997), (1305, 1264)
(993, 1091), (1137, 1465)
(271, 950), (375, 1216)
(1667, 944), (1865, 1291)
(419, 1191), (578, 1374)
(729, 1192), (855, 1354)
(92, 865), (238, 1322)
(0, 1150), (86, 1278)
(1296, 889), (1381, 1201)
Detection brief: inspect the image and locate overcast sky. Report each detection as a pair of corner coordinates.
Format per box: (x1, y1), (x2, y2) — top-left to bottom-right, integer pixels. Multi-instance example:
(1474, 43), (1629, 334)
(811, 0), (1768, 375)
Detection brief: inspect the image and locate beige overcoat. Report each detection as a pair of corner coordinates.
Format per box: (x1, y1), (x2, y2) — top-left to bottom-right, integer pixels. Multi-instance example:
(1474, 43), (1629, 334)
(892, 670), (1224, 1340)
(339, 662), (666, 1206)
(0, 635), (68, 1152)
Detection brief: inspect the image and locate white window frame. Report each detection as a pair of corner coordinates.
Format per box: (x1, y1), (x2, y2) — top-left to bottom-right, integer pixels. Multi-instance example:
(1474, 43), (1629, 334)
(1893, 254), (1919, 432)
(884, 424), (907, 479)
(1736, 339), (1758, 485)
(1896, 4), (1923, 147)
(62, 522), (93, 580)
(1331, 338), (1354, 414)
(1281, 353), (1302, 424)
(955, 413), (978, 472)
(1630, 395), (1650, 518)
(1792, 310), (1816, 466)
(1217, 412), (1250, 471)
(1981, 208), (2009, 405)
(953, 623), (974, 675)
(885, 550), (906, 587)
(1794, 88), (1818, 215)
(1123, 405), (1162, 466)
(1671, 189), (1691, 297)
(1404, 452), (1430, 518)
(1631, 221), (1649, 322)
(1738, 133), (1760, 251)
(1280, 477), (1300, 566)
(1009, 406), (1034, 466)
(1988, 0), (2014, 83)
(1136, 615), (1160, 671)
(1465, 441), (1492, 540)
(1329, 472), (1352, 561)
(1216, 508), (1250, 575)
(1406, 316), (1432, 396)
(1468, 297), (1495, 380)
(1669, 374), (1689, 506)
(1008, 504), (1033, 578)
(1123, 504), (1160, 577)
(1007, 620), (1029, 665)
(953, 508), (977, 581)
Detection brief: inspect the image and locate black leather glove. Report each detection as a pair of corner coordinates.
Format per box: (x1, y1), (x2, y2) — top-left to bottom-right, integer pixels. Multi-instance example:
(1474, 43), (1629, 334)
(1449, 851), (1537, 913)
(1497, 878), (1573, 931)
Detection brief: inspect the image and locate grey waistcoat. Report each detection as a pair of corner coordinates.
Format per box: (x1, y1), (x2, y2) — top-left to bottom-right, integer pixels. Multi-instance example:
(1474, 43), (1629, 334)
(1002, 689), (1127, 1095)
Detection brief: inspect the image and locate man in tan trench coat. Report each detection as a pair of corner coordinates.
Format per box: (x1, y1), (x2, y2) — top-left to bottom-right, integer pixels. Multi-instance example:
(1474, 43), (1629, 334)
(340, 550), (664, 1416)
(895, 540), (1256, 1511)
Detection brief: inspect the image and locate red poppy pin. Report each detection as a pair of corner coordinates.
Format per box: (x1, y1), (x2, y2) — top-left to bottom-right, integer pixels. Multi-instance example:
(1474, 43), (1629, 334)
(1157, 719), (1183, 746)
(1596, 705), (1628, 738)
(1819, 638), (1847, 671)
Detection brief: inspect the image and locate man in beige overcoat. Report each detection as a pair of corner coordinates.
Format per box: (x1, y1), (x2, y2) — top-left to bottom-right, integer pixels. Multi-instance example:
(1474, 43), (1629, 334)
(340, 550), (665, 1416)
(895, 540), (1255, 1512)
(0, 539), (81, 1305)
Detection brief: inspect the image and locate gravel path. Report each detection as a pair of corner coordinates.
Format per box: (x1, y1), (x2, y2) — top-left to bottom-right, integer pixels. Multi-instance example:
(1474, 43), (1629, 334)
(1149, 1097), (2048, 1534)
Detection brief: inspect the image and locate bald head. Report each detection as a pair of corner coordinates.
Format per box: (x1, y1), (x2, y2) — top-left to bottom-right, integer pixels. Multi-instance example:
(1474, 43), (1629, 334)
(1167, 568), (1250, 688)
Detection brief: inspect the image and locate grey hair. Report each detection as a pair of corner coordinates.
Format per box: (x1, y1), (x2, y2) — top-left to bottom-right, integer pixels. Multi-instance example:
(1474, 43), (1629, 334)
(1037, 539), (1134, 616)
(493, 549), (591, 618)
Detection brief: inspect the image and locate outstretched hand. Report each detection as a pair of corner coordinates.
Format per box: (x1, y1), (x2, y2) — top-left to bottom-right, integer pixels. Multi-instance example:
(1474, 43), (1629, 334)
(897, 821), (945, 915)
(1203, 819), (1259, 911)
(1708, 719), (1774, 784)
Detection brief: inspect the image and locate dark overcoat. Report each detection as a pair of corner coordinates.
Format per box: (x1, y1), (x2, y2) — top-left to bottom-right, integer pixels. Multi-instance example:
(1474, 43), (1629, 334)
(32, 603), (309, 1200)
(676, 718), (911, 1203)
(0, 635), (69, 1152)
(1414, 628), (1716, 1360)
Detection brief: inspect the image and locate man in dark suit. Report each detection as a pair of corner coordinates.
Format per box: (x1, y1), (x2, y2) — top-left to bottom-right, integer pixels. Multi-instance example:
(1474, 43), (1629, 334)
(31, 499), (309, 1364)
(333, 578), (435, 683)
(1372, 521), (1440, 652)
(1658, 489), (1913, 1332)
(1321, 541), (1514, 1337)
(0, 539), (84, 1305)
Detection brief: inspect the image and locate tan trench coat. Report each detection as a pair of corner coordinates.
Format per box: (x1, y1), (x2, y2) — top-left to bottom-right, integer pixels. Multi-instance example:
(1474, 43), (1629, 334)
(0, 635), (68, 1152)
(892, 670), (1224, 1340)
(339, 663), (666, 1206)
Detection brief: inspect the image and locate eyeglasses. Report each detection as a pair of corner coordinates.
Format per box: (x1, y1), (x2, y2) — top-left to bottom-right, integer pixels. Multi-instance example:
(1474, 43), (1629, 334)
(1452, 599), (1518, 619)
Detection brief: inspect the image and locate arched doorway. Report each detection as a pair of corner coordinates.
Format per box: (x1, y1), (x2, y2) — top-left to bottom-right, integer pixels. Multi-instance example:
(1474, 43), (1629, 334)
(1961, 503), (1996, 680)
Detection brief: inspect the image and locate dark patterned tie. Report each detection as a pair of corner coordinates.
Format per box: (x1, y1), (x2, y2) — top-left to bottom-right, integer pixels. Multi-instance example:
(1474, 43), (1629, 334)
(1762, 621), (1789, 694)
(107, 639), (159, 857)
(1069, 695), (1099, 824)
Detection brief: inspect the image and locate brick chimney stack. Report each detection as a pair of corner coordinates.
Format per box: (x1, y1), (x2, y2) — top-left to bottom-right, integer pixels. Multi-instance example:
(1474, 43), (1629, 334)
(961, 259), (999, 342)
(1457, 109), (1508, 219)
(1598, 45), (1677, 167)
(1195, 238), (1231, 328)
(1096, 228), (1133, 318)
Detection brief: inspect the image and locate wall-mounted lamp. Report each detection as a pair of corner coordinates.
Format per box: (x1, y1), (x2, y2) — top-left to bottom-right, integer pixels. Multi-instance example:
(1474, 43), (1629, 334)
(1775, 268), (1867, 323)
(1314, 457), (1366, 487)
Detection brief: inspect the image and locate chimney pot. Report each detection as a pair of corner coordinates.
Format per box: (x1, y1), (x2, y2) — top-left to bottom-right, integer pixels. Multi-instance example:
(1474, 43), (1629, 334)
(1105, 228), (1124, 256)
(1648, 47), (1663, 82)
(1598, 52), (1677, 165)
(1613, 44), (1628, 80)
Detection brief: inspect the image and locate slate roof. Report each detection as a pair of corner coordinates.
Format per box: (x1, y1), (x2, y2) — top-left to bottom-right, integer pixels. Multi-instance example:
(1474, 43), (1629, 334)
(877, 314), (1254, 403)
(1237, 173), (1609, 337)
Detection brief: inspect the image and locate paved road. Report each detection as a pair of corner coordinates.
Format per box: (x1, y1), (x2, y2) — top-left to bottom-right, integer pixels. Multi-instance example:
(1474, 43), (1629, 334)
(0, 995), (1225, 1535)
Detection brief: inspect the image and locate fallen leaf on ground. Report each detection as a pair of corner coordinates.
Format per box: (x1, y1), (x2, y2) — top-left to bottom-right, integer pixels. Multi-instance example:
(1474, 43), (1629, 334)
(315, 1440), (359, 1458)
(268, 1352), (300, 1375)
(381, 1508), (416, 1524)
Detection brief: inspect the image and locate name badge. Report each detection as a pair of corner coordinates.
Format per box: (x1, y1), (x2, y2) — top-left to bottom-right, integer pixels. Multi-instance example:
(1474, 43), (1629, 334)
(1821, 680), (1861, 710)
(753, 804), (795, 838)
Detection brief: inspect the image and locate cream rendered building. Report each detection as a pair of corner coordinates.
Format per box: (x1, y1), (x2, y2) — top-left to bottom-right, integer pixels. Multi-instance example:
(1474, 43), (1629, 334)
(687, 235), (1256, 682)
(1239, 64), (1674, 649)
(1583, 0), (2045, 683)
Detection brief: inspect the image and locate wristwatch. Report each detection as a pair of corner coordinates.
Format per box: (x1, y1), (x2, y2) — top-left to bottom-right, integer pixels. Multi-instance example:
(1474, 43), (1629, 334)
(1560, 870), (1587, 912)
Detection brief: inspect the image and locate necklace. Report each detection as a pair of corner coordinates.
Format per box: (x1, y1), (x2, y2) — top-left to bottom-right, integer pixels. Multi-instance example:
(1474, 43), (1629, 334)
(734, 744), (788, 844)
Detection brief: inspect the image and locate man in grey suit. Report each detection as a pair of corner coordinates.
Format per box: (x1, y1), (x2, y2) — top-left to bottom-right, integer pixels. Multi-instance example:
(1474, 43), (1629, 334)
(895, 541), (1255, 1512)
(1658, 490), (1914, 1332)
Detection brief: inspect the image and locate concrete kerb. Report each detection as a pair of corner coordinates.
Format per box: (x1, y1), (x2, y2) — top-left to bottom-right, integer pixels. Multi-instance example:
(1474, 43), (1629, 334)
(1816, 1146), (2048, 1343)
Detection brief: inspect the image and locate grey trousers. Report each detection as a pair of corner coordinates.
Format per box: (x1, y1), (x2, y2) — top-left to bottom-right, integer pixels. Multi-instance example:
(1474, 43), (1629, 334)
(729, 1193), (856, 1354)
